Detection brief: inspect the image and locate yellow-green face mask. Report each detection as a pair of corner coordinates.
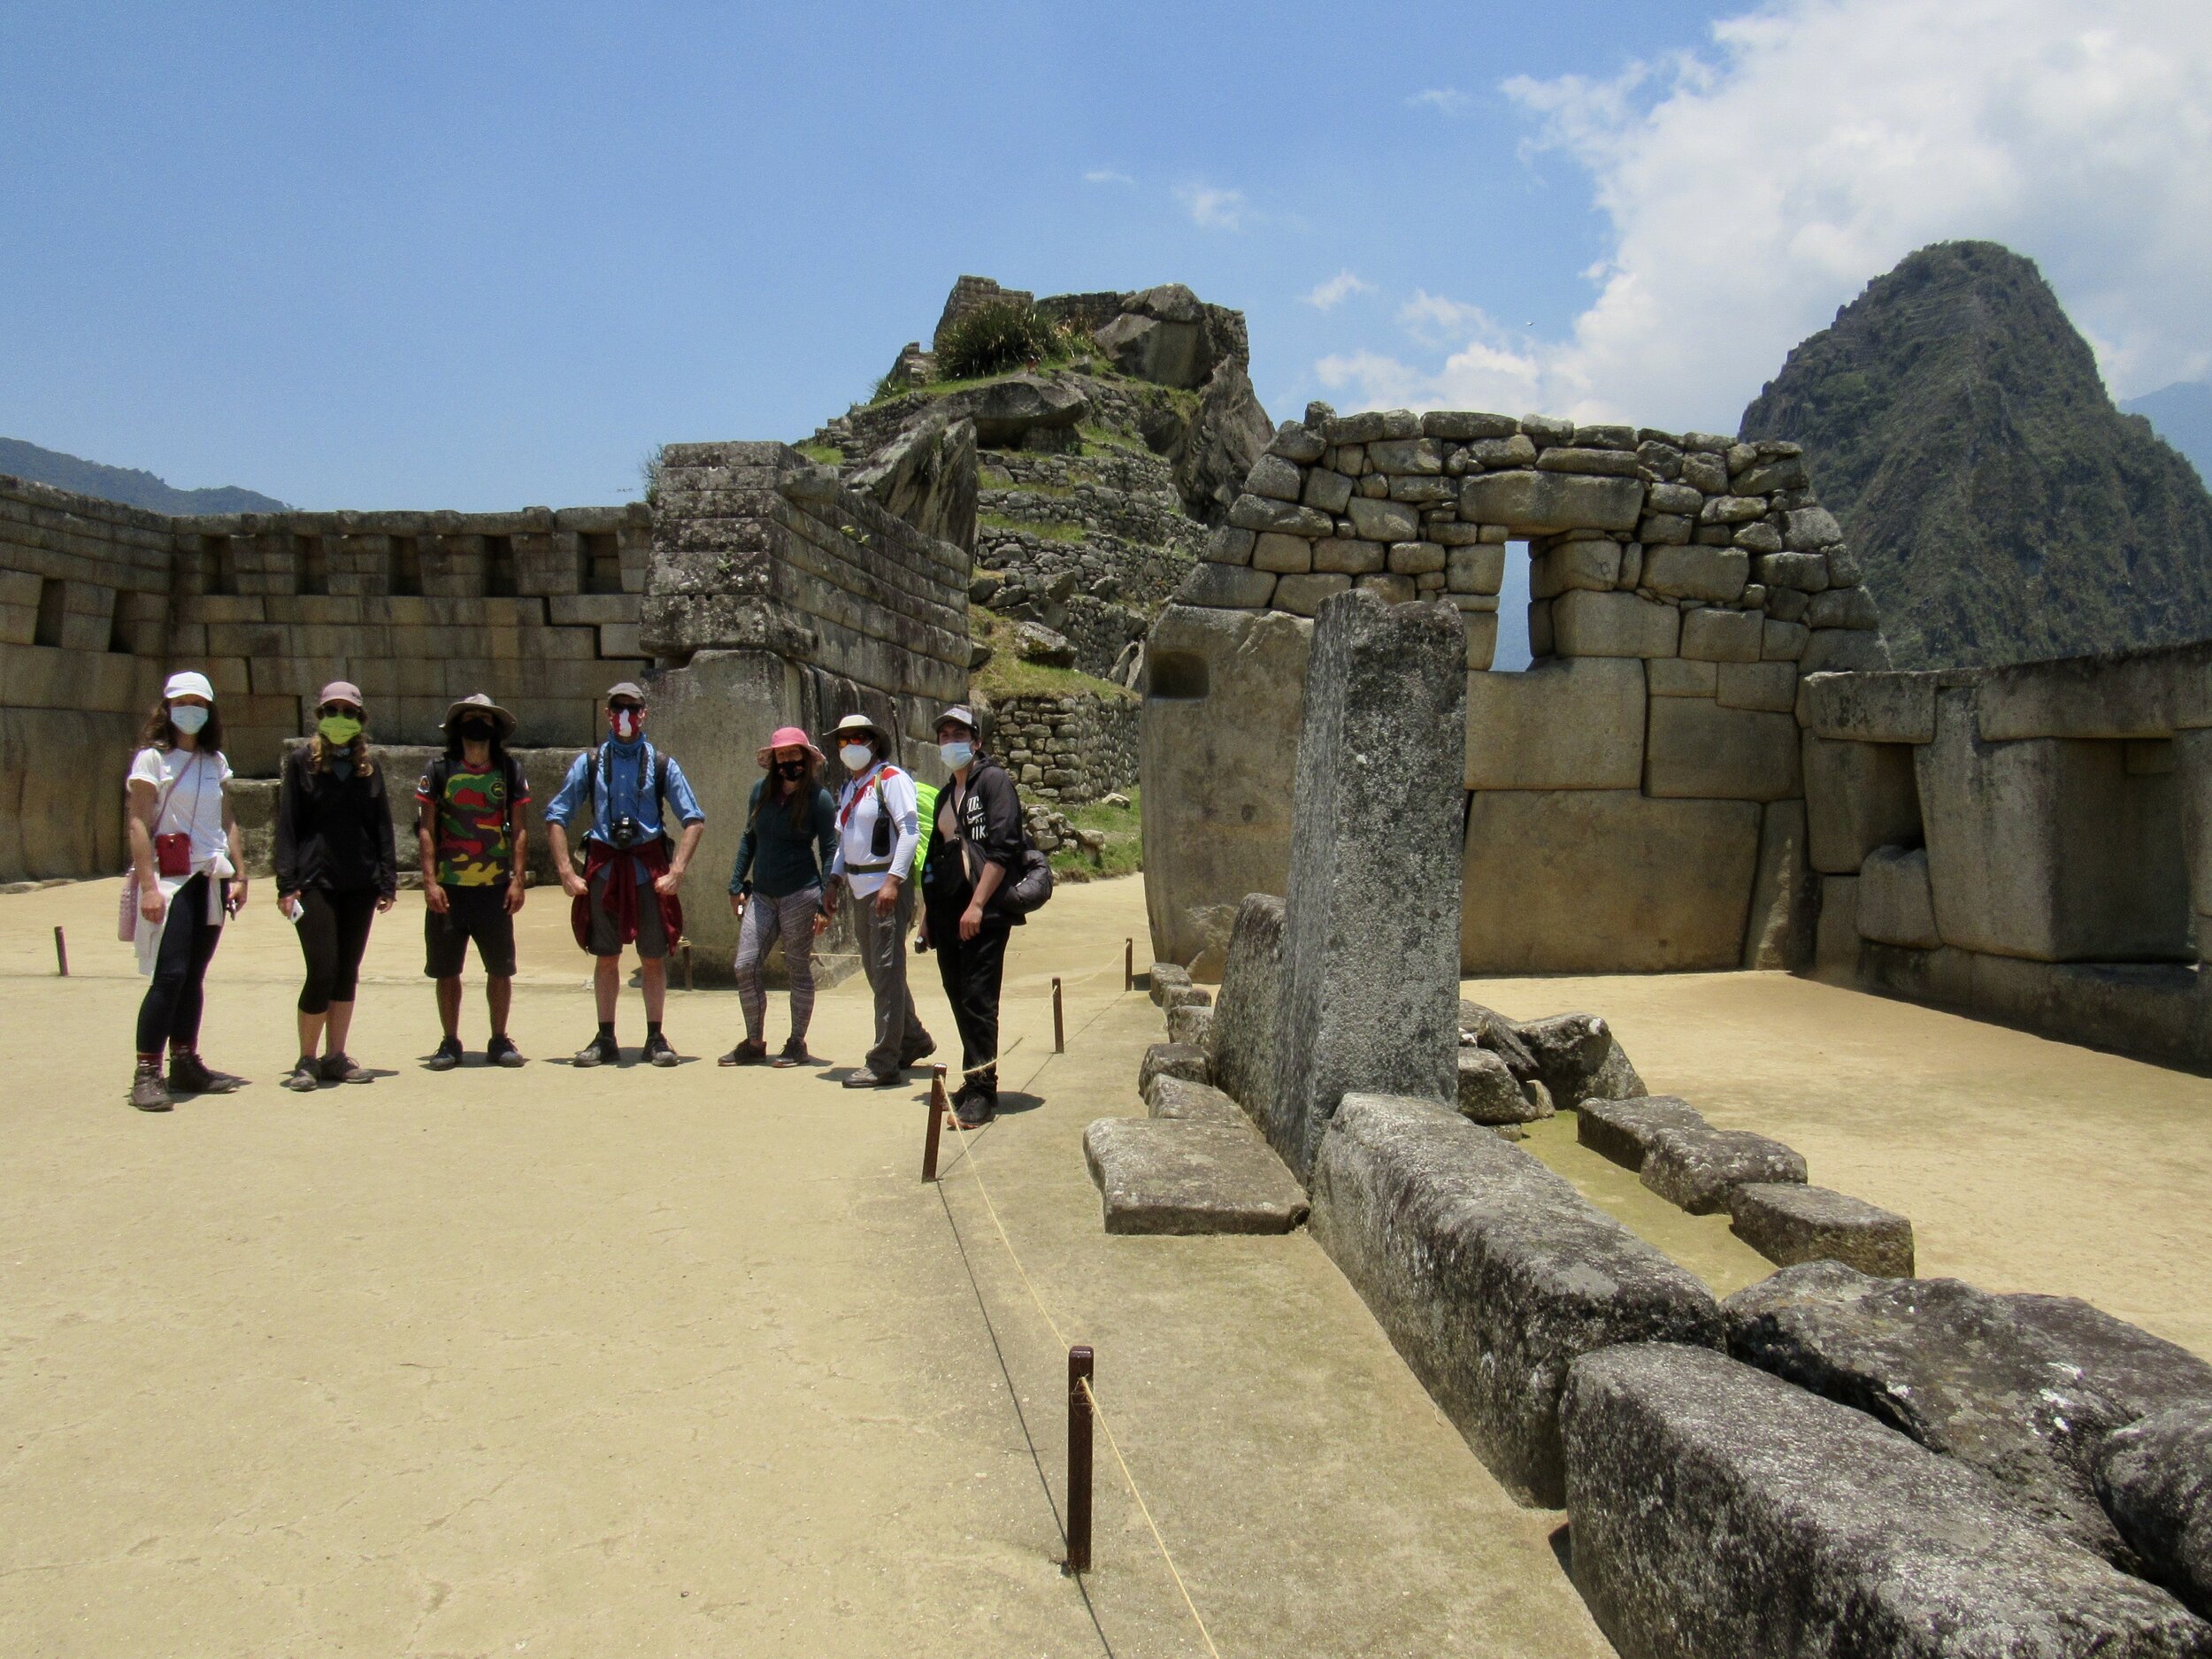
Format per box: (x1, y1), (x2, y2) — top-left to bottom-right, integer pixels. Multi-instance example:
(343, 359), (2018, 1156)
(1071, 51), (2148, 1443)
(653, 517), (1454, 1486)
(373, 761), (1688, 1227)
(318, 714), (363, 745)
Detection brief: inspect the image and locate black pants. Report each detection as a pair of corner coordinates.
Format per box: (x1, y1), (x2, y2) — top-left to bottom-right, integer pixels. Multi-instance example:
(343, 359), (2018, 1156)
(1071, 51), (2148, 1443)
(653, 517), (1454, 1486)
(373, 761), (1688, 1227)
(135, 874), (227, 1056)
(296, 887), (379, 1014)
(932, 915), (1010, 1096)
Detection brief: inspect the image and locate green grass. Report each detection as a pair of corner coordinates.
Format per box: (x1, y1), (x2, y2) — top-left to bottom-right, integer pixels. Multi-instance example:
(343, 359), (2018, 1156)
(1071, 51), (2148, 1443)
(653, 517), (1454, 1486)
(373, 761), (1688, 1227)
(795, 442), (845, 466)
(968, 609), (1136, 701)
(977, 511), (1085, 542)
(1078, 422), (1147, 456)
(1050, 787), (1141, 881)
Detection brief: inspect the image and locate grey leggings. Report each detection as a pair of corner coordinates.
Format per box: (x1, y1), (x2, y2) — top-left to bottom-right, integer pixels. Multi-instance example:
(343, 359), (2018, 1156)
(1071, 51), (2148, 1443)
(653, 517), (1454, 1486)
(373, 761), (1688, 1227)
(733, 885), (822, 1042)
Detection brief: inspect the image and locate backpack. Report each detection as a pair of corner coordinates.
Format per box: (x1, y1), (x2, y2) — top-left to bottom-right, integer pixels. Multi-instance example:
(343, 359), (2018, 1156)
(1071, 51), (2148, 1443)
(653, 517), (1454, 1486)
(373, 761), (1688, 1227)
(910, 781), (940, 882)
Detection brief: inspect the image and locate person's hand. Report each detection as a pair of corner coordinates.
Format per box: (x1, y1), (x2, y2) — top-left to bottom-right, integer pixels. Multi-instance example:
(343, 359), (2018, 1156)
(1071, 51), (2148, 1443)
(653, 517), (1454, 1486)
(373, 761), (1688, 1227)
(558, 867), (588, 899)
(506, 877), (526, 915)
(229, 877), (249, 914)
(140, 885), (167, 926)
(424, 880), (449, 914)
(872, 878), (901, 917)
(915, 915), (929, 950)
(812, 909), (831, 937)
(278, 890), (301, 921)
(960, 901), (984, 941)
(653, 870), (681, 897)
(728, 891), (746, 919)
(376, 894), (396, 915)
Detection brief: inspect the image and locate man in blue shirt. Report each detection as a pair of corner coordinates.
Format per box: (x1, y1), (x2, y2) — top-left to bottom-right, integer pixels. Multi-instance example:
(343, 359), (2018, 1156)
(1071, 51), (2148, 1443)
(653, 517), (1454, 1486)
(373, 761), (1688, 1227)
(544, 681), (707, 1067)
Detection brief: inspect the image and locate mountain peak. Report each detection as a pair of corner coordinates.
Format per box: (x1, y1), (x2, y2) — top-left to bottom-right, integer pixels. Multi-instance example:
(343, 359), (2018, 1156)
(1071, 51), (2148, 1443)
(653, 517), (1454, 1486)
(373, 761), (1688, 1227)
(0, 437), (288, 517)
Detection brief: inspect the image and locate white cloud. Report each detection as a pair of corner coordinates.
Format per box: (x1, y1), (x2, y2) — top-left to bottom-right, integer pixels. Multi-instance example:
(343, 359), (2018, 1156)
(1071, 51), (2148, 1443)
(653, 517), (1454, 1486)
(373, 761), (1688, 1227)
(1177, 183), (1250, 232)
(1398, 290), (1497, 347)
(1084, 168), (1134, 187)
(1319, 0), (2212, 428)
(1304, 270), (1374, 311)
(1407, 87), (1470, 116)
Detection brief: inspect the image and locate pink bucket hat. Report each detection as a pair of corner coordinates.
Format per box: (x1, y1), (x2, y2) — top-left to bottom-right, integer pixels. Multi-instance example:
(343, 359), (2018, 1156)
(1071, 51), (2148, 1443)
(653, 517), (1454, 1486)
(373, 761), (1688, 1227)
(757, 725), (824, 766)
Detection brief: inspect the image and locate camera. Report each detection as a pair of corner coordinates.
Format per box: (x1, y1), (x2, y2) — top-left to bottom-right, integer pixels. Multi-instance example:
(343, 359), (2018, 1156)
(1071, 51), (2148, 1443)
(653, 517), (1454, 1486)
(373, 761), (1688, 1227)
(611, 815), (641, 849)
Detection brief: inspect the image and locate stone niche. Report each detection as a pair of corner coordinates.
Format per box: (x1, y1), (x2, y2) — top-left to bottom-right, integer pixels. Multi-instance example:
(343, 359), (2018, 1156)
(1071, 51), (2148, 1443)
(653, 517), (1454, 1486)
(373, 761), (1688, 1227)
(1141, 408), (1877, 974)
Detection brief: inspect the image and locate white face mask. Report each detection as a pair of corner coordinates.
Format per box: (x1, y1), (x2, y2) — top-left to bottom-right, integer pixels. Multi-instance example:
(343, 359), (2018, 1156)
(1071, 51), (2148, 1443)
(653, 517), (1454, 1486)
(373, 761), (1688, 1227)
(840, 743), (873, 772)
(171, 703), (211, 735)
(940, 739), (974, 770)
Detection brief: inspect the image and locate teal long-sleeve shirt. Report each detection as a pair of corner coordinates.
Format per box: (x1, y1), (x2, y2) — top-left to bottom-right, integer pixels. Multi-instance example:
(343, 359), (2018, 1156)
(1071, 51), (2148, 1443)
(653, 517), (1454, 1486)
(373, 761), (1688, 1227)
(729, 780), (838, 898)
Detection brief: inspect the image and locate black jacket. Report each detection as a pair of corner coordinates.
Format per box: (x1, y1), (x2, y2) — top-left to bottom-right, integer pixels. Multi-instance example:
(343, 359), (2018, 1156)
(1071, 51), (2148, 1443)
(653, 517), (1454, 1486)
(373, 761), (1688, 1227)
(275, 746), (397, 897)
(924, 753), (1025, 924)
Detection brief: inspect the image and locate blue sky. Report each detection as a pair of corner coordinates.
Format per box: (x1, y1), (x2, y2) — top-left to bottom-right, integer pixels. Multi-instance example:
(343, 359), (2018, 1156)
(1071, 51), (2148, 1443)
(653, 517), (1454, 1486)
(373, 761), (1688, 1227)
(5, 2), (2209, 511)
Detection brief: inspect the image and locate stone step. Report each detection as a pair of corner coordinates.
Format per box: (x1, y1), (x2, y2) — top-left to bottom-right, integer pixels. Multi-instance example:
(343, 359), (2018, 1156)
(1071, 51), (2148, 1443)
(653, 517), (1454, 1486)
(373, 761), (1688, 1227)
(1082, 1118), (1310, 1235)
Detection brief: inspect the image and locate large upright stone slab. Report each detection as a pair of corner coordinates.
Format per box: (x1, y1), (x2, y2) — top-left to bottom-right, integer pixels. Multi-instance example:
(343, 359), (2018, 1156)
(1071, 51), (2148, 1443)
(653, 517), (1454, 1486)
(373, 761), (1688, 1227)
(1271, 590), (1466, 1179)
(1462, 791), (1761, 972)
(1741, 798), (1815, 969)
(1645, 698), (1801, 801)
(1205, 892), (1286, 1130)
(1141, 604), (1312, 972)
(1562, 1343), (2212, 1659)
(1463, 657), (1645, 790)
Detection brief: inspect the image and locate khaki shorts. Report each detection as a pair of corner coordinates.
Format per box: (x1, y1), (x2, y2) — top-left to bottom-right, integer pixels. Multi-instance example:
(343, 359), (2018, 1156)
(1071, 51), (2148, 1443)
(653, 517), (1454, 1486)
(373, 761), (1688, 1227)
(586, 856), (671, 959)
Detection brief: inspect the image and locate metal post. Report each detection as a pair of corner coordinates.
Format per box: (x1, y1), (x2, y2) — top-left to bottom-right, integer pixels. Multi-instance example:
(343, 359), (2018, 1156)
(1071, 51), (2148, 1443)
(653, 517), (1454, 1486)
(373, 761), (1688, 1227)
(1066, 1345), (1094, 1574)
(1052, 976), (1064, 1054)
(1124, 937), (1133, 992)
(922, 1064), (947, 1181)
(53, 926), (68, 977)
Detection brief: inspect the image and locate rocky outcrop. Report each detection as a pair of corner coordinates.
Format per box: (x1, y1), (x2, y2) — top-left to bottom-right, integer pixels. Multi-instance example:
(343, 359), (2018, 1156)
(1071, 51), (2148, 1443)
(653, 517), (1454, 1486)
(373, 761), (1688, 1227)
(845, 410), (977, 552)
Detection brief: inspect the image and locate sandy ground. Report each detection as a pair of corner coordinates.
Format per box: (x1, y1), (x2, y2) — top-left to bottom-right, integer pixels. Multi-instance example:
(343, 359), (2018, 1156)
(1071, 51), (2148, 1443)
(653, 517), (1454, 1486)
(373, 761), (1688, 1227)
(2, 875), (1608, 1659)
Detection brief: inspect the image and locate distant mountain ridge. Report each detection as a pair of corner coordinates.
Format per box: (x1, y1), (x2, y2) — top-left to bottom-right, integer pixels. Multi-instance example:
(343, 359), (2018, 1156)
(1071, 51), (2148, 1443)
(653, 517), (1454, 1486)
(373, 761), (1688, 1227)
(0, 437), (288, 516)
(1740, 241), (2212, 668)
(2122, 381), (2212, 487)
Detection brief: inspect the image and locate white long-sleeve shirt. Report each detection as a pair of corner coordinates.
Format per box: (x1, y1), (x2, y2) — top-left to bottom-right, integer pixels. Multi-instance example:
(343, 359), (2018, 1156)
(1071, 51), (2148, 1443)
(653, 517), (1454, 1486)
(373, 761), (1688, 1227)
(831, 763), (919, 897)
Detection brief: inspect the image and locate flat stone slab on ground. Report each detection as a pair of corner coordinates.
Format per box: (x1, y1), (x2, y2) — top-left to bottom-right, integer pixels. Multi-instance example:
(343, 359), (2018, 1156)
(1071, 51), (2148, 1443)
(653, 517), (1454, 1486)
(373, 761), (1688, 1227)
(1562, 1342), (2212, 1659)
(1729, 1182), (1915, 1277)
(1083, 1118), (1310, 1235)
(2099, 1404), (2212, 1620)
(1139, 1041), (1210, 1095)
(1147, 1074), (1248, 1128)
(1577, 1094), (1707, 1172)
(1640, 1122), (1808, 1214)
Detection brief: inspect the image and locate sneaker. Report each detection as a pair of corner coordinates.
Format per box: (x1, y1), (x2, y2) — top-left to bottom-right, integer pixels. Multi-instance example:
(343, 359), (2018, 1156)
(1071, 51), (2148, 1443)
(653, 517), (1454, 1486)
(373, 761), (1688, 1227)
(281, 1059), (322, 1093)
(130, 1064), (173, 1113)
(167, 1052), (242, 1094)
(771, 1037), (810, 1069)
(897, 1033), (938, 1069)
(953, 1088), (996, 1128)
(572, 1034), (619, 1068)
(427, 1036), (465, 1071)
(320, 1052), (372, 1085)
(718, 1039), (768, 1067)
(842, 1067), (901, 1089)
(643, 1033), (680, 1068)
(487, 1034), (525, 1069)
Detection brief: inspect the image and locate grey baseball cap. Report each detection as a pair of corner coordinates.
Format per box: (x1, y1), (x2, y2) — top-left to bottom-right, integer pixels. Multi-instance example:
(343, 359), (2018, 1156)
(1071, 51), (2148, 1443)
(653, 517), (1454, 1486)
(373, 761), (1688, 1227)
(934, 704), (978, 734)
(605, 681), (648, 705)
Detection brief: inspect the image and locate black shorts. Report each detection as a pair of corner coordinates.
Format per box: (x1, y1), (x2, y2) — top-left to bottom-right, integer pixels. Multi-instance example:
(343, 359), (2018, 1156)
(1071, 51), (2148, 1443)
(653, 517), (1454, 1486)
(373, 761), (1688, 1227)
(587, 856), (671, 959)
(425, 885), (518, 979)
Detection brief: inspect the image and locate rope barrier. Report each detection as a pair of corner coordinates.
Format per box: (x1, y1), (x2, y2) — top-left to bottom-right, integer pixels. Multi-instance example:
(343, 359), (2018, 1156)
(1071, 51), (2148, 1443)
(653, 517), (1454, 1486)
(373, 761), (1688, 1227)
(933, 972), (1226, 1659)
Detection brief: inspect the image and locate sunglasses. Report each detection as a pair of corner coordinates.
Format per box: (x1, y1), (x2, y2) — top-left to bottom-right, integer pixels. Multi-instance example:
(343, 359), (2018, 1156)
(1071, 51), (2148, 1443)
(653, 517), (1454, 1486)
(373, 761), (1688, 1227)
(319, 703), (362, 718)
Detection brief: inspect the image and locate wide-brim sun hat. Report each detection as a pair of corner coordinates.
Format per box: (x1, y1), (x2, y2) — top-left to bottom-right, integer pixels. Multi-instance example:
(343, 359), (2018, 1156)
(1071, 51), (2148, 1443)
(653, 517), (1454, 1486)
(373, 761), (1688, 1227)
(164, 671), (216, 703)
(757, 725), (825, 766)
(443, 692), (517, 739)
(823, 711), (894, 751)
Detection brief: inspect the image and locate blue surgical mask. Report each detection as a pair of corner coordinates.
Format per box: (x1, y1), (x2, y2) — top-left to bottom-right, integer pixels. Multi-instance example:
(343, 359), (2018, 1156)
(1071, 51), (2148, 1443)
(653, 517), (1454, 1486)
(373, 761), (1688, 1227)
(940, 739), (974, 770)
(171, 704), (210, 735)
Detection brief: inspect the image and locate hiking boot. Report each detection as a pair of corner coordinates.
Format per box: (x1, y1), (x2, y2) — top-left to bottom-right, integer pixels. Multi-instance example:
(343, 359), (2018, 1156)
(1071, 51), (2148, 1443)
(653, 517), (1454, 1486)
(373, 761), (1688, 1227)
(281, 1059), (322, 1093)
(897, 1033), (938, 1069)
(842, 1067), (901, 1089)
(320, 1052), (371, 1085)
(130, 1064), (173, 1113)
(718, 1038), (768, 1067)
(486, 1034), (525, 1069)
(953, 1087), (996, 1129)
(427, 1035), (465, 1071)
(643, 1033), (680, 1068)
(167, 1052), (241, 1094)
(771, 1037), (810, 1070)
(572, 1034), (620, 1068)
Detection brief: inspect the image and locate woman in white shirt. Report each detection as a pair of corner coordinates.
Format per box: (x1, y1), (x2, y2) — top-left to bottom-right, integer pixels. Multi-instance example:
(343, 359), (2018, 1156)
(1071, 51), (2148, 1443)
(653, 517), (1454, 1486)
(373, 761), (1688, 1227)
(126, 671), (250, 1112)
(823, 712), (934, 1088)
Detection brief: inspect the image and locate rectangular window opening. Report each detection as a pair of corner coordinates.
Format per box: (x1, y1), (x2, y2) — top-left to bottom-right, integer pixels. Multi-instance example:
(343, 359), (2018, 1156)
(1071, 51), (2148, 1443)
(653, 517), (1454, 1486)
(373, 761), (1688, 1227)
(1493, 540), (1535, 671)
(295, 534), (328, 595)
(483, 534), (518, 597)
(388, 534), (422, 596)
(33, 578), (64, 648)
(201, 534), (234, 595)
(580, 531), (623, 595)
(107, 602), (131, 654)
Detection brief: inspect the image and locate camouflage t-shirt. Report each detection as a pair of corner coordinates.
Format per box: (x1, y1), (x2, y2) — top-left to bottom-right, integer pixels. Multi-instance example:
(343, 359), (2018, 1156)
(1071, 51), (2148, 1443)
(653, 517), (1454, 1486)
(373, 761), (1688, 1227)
(416, 757), (527, 887)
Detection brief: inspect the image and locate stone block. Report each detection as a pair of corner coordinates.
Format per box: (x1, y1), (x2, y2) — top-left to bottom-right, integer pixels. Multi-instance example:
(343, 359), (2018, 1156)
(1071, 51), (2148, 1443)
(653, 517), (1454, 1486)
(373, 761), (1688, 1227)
(1575, 1094), (1706, 1173)
(1149, 962), (1193, 1007)
(1139, 1041), (1209, 1096)
(1456, 1047), (1552, 1125)
(1228, 495), (1333, 538)
(1463, 611), (1497, 672)
(1301, 469), (1355, 514)
(1244, 454), (1304, 501)
(1464, 657), (1645, 791)
(1386, 541), (1446, 576)
(1458, 469), (1643, 534)
(1808, 585), (1880, 629)
(1977, 640), (2212, 741)
(2098, 1404), (2212, 1620)
(1645, 699), (1801, 802)
(1273, 572), (1353, 616)
(1679, 606), (1763, 663)
(1560, 1344), (2210, 1659)
(1801, 629), (1892, 673)
(1205, 893), (1285, 1127)
(1756, 550), (1830, 591)
(1310, 537), (1385, 575)
(1716, 660), (1797, 712)
(1273, 590), (1466, 1178)
(1763, 618), (1809, 660)
(1729, 1183), (1916, 1277)
(1551, 589), (1680, 658)
(1802, 733), (1923, 873)
(1640, 1123), (1808, 1214)
(1641, 544), (1748, 603)
(1177, 562), (1277, 609)
(1463, 790), (1762, 972)
(1514, 1013), (1647, 1111)
(1856, 844), (1940, 948)
(1167, 1002), (1213, 1047)
(1146, 1073), (1247, 1128)
(1786, 504), (1845, 548)
(1532, 540), (1620, 598)
(1367, 437), (1446, 475)
(1445, 543), (1504, 594)
(1310, 1094), (1721, 1506)
(1251, 532), (1313, 573)
(1345, 496), (1419, 543)
(1917, 689), (2193, 962)
(1082, 1118), (1309, 1235)
(1201, 526), (1256, 565)
(1742, 798), (1816, 970)
(1646, 657), (1717, 697)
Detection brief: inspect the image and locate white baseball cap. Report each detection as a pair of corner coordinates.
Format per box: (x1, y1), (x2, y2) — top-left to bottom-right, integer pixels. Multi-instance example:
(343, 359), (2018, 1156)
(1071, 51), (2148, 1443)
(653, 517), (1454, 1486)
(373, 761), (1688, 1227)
(163, 671), (216, 702)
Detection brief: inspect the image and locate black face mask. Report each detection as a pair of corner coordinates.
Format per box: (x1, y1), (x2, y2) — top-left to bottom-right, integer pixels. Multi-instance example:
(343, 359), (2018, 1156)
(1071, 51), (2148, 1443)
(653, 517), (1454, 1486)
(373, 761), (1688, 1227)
(459, 721), (494, 742)
(775, 760), (807, 781)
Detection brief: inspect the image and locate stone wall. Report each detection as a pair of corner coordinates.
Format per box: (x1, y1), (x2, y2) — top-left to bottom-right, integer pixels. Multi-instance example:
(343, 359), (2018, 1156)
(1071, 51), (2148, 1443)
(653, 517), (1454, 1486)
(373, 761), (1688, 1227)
(1143, 408), (1876, 973)
(1804, 641), (2212, 1069)
(978, 688), (1137, 804)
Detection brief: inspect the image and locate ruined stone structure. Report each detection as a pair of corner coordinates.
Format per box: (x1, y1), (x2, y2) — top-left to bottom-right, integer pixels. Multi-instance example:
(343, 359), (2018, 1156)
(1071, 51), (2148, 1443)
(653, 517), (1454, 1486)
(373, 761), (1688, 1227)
(1145, 407), (1880, 974)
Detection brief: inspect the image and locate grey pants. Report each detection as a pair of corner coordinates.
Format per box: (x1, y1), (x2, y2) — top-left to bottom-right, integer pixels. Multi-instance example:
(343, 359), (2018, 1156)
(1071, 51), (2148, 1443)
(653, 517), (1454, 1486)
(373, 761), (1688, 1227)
(851, 881), (927, 1077)
(733, 884), (822, 1044)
